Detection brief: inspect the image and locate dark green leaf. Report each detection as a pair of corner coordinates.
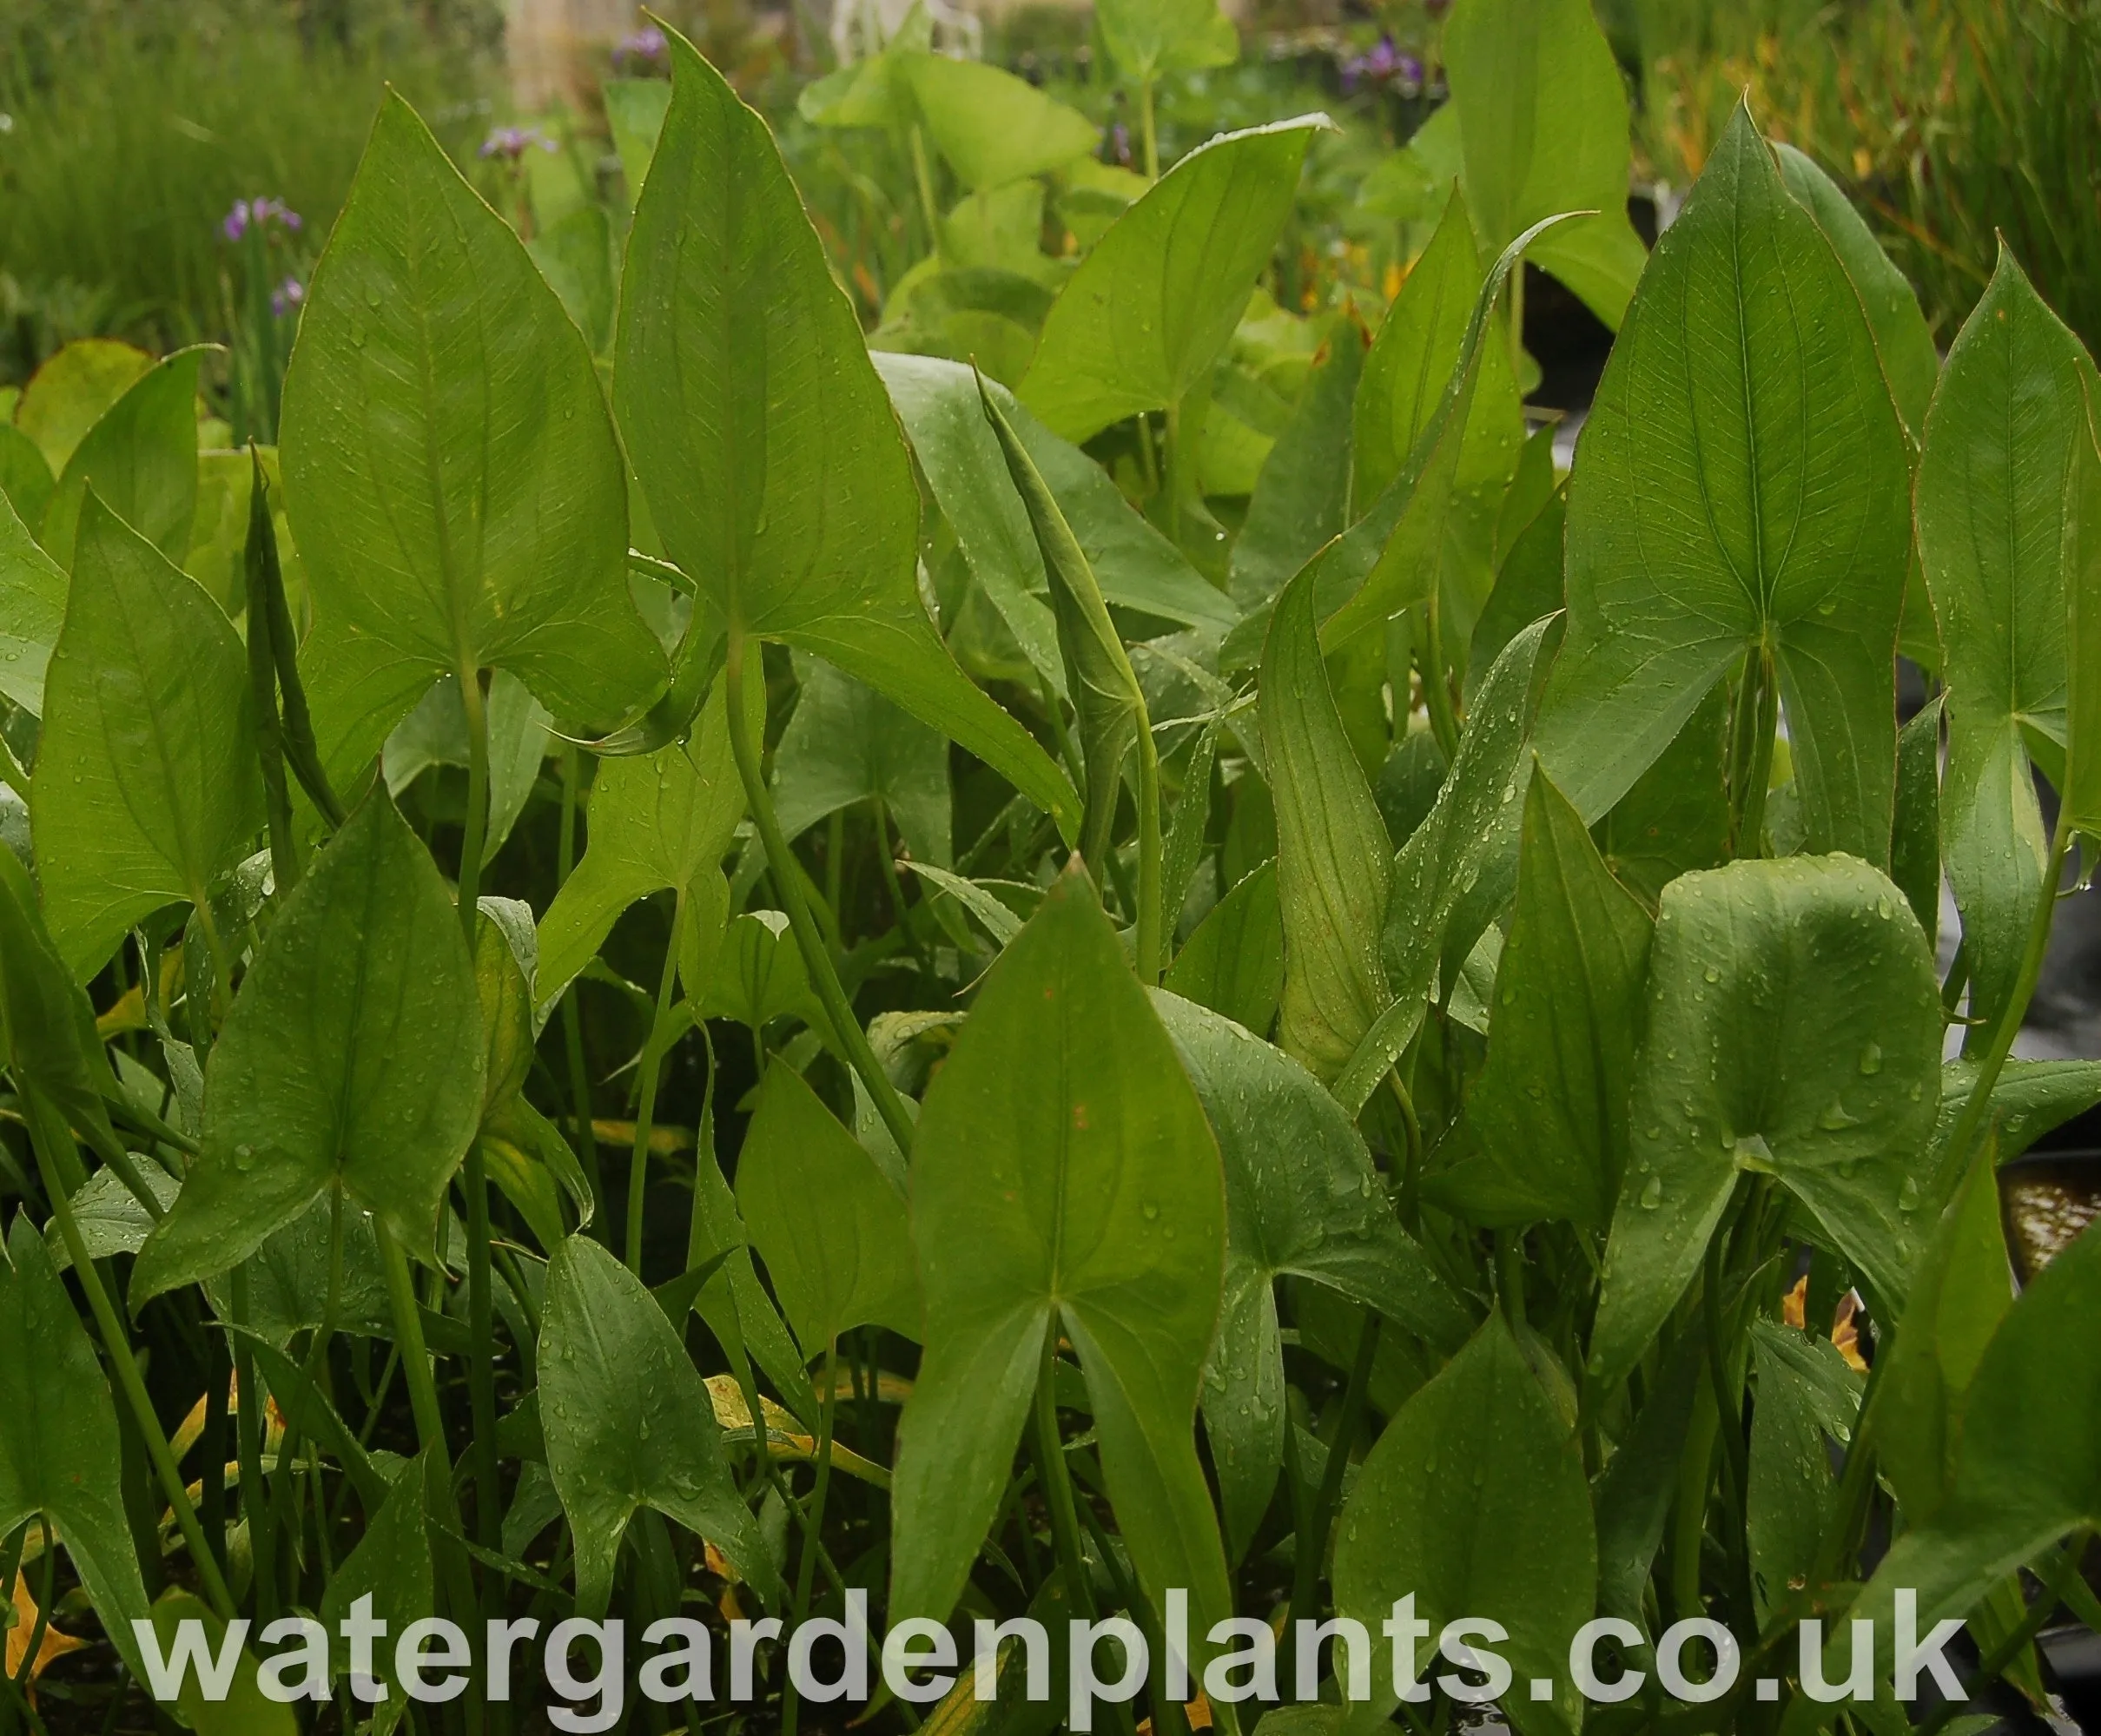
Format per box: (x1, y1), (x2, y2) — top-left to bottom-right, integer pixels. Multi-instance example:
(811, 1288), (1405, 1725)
(1163, 859), (1284, 1035)
(1229, 330), (1364, 610)
(1746, 1317), (1861, 1624)
(774, 653), (952, 867)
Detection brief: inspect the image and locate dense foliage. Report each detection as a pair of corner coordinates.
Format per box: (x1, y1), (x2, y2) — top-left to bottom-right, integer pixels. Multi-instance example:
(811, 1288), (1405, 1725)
(0, 0), (2097, 1731)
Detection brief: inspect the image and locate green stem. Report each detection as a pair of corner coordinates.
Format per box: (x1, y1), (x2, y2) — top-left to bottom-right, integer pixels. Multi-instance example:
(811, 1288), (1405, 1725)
(908, 123), (941, 252)
(1139, 76), (1160, 179)
(723, 628), (916, 1157)
(1388, 1069), (1424, 1234)
(1133, 717), (1164, 985)
(625, 888), (688, 1275)
(874, 801), (931, 978)
(782, 1343), (842, 1736)
(558, 748), (607, 1239)
(255, 483), (344, 830)
(1940, 811), (2074, 1175)
(1030, 1325), (1098, 1620)
(1507, 265), (1526, 391)
(230, 1264), (276, 1622)
(1292, 1311), (1378, 1627)
(456, 667), (490, 948)
(26, 1095), (235, 1620)
(1421, 594), (1460, 761)
(1726, 644), (1777, 858)
(242, 446), (300, 893)
(463, 1145), (505, 1599)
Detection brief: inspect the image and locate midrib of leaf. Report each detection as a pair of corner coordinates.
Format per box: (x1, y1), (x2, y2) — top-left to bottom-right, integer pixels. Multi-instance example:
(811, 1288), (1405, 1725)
(406, 190), (488, 687)
(107, 563), (208, 911)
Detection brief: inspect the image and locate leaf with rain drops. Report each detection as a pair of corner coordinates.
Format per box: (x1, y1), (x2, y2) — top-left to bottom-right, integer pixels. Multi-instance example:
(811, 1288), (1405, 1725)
(281, 92), (665, 782)
(1334, 1312), (1595, 1736)
(317, 1452), (435, 1733)
(31, 491), (263, 979)
(132, 790), (486, 1301)
(1152, 987), (1469, 1557)
(1534, 103), (1911, 861)
(538, 1234), (783, 1615)
(1745, 1317), (1862, 1624)
(772, 651), (952, 867)
(1589, 855), (1942, 1387)
(1164, 859), (1285, 1037)
(889, 871), (1232, 1660)
(736, 1061), (920, 1350)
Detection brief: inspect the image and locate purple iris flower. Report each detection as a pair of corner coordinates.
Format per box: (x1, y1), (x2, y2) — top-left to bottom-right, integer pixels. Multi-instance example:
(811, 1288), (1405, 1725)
(479, 125), (558, 162)
(221, 196), (303, 243)
(614, 25), (668, 65)
(1340, 33), (1425, 95)
(271, 277), (305, 318)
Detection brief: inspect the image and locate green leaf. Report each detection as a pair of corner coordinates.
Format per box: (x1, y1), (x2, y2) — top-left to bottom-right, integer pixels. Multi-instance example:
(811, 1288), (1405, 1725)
(1774, 143), (1939, 437)
(1873, 1145), (2014, 1525)
(202, 1195), (394, 1348)
(1466, 485), (1564, 698)
(616, 30), (1074, 836)
(1891, 695), (1943, 942)
(1229, 330), (1363, 610)
(1165, 859), (1284, 1036)
(1334, 1313), (1595, 1736)
(1918, 249), (2095, 1034)
(145, 1591), (298, 1736)
(1095, 0), (1237, 82)
(899, 55), (1099, 190)
(1153, 987), (1469, 1555)
(1746, 1317), (1862, 1624)
(703, 910), (827, 1034)
(1933, 1058), (2101, 1170)
(0, 425), (54, 547)
(0, 488), (67, 718)
(1534, 104), (1912, 861)
(1443, 0), (1648, 327)
(281, 92), (664, 782)
(889, 871), (1230, 1647)
(1341, 615), (1556, 1114)
(1837, 1218), (2101, 1654)
(383, 670), (551, 861)
(132, 792), (486, 1301)
(736, 1062), (920, 1350)
(0, 1216), (152, 1683)
(980, 374), (1151, 876)
(1589, 855), (1942, 1387)
(535, 677), (755, 1008)
(1260, 564), (1391, 1084)
(31, 492), (263, 979)
(1591, 1327), (1704, 1625)
(775, 652), (951, 867)
(529, 201), (618, 357)
(39, 347), (202, 568)
(1590, 682), (1729, 908)
(1439, 765), (1652, 1229)
(318, 1452), (435, 1733)
(12, 338), (153, 474)
(2065, 368), (2101, 842)
(1020, 117), (1329, 444)
(539, 1233), (782, 1615)
(684, 1137), (821, 1424)
(605, 76), (673, 201)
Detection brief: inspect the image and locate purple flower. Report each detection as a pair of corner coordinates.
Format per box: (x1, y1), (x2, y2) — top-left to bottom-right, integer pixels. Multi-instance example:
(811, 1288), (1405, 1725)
(270, 277), (305, 318)
(613, 25), (668, 65)
(1107, 121), (1132, 168)
(479, 125), (558, 162)
(1340, 32), (1424, 94)
(221, 196), (303, 243)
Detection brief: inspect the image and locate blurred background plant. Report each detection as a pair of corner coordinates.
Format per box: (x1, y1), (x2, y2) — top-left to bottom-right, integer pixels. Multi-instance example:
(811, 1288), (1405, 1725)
(0, 0), (2095, 401)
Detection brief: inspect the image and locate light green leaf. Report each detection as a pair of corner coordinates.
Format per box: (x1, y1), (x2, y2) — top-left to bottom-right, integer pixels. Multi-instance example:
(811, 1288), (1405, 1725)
(1096, 0), (1238, 83)
(1873, 1145), (2014, 1526)
(1153, 988), (1469, 1555)
(48, 1163), (181, 1271)
(1260, 564), (1391, 1084)
(1229, 331), (1363, 609)
(605, 76), (673, 201)
(1589, 855), (1942, 1387)
(39, 347), (202, 568)
(684, 1137), (821, 1424)
(1932, 1058), (2101, 1172)
(981, 374), (1150, 876)
(617, 30), (1074, 836)
(900, 55), (1099, 190)
(1916, 248), (2094, 1036)
(737, 1062), (920, 1350)
(1020, 117), (1328, 444)
(889, 871), (1231, 1651)
(535, 677), (754, 1008)
(540, 1233), (782, 1616)
(1534, 104), (1912, 861)
(282, 92), (664, 783)
(384, 670), (551, 861)
(529, 202), (618, 357)
(0, 486), (67, 714)
(1746, 1317), (1862, 1624)
(0, 424), (53, 534)
(0, 1216), (152, 1683)
(1443, 0), (1648, 328)
(1590, 682), (1729, 908)
(145, 1591), (298, 1736)
(1774, 143), (1939, 437)
(774, 652), (952, 867)
(1439, 766), (1651, 1229)
(1891, 695), (1943, 942)
(132, 792), (486, 1300)
(13, 338), (153, 473)
(1334, 1313), (1595, 1736)
(32, 492), (263, 979)
(1165, 858), (1284, 1036)
(2065, 369), (2101, 842)
(704, 910), (825, 1034)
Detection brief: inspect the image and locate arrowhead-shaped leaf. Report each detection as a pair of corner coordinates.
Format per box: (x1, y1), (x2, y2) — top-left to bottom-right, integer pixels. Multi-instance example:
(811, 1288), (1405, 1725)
(40, 347), (202, 568)
(616, 29), (1074, 836)
(32, 492), (262, 979)
(899, 55), (1099, 190)
(1534, 104), (1912, 861)
(132, 791), (486, 1300)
